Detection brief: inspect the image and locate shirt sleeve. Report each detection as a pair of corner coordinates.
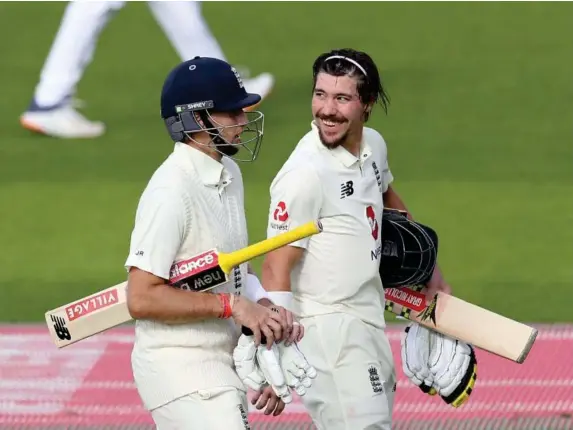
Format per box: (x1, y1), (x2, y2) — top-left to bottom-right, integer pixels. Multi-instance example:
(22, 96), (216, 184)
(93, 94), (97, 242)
(124, 187), (187, 279)
(267, 166), (322, 249)
(379, 135), (394, 193)
(382, 157), (394, 193)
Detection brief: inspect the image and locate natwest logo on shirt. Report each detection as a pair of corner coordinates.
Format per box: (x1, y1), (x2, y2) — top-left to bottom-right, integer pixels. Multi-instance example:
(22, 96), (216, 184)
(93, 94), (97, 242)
(273, 201), (289, 222)
(366, 206), (379, 240)
(270, 201), (290, 231)
(367, 206), (382, 261)
(169, 250), (219, 284)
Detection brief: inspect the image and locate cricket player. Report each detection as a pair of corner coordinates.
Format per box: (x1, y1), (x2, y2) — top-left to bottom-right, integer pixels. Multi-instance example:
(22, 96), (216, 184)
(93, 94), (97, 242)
(20, 1), (274, 139)
(124, 56), (305, 429)
(260, 49), (455, 429)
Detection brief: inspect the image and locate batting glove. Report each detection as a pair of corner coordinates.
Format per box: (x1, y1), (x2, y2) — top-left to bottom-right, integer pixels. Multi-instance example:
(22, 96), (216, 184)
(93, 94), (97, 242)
(255, 342), (293, 404)
(428, 329), (477, 408)
(401, 323), (437, 396)
(233, 334), (267, 392)
(401, 323), (477, 407)
(274, 341), (317, 397)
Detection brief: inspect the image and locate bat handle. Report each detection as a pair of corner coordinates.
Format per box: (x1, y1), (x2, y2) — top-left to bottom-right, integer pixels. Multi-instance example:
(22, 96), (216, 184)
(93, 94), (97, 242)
(242, 325), (269, 345)
(220, 220), (323, 272)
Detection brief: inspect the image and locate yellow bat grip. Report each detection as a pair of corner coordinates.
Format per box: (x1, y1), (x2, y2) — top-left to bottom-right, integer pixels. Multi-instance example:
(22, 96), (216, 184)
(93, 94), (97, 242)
(218, 220), (323, 273)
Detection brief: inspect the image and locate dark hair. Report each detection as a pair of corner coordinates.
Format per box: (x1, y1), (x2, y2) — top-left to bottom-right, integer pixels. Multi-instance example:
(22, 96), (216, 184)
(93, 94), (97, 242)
(312, 48), (389, 121)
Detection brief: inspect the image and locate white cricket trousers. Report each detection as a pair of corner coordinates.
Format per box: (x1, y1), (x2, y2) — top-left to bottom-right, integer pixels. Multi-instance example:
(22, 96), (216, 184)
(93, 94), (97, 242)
(150, 386), (251, 430)
(297, 313), (396, 430)
(34, 1), (226, 107)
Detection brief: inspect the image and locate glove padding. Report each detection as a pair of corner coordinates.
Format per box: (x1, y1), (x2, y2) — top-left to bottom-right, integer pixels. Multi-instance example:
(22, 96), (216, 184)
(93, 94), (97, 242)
(232, 334), (267, 392)
(274, 341), (317, 397)
(428, 328), (477, 407)
(256, 342), (294, 404)
(400, 323), (437, 396)
(401, 323), (477, 407)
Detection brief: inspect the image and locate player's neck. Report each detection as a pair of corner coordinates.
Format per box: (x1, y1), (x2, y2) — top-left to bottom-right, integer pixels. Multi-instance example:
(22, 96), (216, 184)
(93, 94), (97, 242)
(185, 137), (223, 163)
(341, 128), (363, 158)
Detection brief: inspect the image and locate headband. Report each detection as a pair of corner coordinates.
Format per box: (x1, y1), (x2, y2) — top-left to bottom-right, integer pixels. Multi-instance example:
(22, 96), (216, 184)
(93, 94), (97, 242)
(324, 55), (368, 77)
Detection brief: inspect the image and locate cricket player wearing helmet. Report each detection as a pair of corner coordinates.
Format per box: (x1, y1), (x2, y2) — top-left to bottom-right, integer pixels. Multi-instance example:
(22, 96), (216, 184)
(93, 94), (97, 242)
(260, 48), (455, 429)
(124, 57), (311, 429)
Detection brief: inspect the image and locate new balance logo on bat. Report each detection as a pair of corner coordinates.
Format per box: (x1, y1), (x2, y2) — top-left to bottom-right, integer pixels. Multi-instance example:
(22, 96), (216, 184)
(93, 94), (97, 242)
(176, 271), (225, 291)
(340, 181), (354, 198)
(51, 314), (71, 341)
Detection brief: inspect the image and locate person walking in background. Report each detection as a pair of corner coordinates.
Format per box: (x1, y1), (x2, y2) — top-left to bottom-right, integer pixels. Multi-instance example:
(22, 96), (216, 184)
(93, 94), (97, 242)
(20, 1), (274, 139)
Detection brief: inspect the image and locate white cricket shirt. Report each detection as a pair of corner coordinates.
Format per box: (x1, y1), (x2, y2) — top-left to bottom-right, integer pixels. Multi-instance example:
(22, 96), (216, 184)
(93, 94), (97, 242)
(266, 121), (394, 329)
(124, 142), (249, 410)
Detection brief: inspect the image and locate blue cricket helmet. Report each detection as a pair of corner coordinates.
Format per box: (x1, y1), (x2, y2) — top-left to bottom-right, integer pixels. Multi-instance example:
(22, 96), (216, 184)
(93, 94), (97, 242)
(160, 56), (264, 162)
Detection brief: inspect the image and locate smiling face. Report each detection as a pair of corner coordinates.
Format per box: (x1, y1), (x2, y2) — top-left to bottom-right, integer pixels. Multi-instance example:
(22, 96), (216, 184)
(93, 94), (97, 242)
(312, 72), (371, 150)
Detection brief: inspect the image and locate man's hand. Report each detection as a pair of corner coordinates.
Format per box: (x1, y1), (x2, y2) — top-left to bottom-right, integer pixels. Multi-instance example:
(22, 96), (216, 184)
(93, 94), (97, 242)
(425, 266), (451, 302)
(232, 295), (287, 348)
(258, 298), (304, 346)
(251, 385), (286, 416)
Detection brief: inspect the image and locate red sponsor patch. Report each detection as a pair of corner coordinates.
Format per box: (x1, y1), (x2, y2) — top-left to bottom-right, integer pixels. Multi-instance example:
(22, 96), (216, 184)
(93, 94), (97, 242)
(65, 289), (119, 321)
(384, 287), (426, 312)
(366, 206), (379, 240)
(273, 201), (289, 222)
(169, 250), (219, 284)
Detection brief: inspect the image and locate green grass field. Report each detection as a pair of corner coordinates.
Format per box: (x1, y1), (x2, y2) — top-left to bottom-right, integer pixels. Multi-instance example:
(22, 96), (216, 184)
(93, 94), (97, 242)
(0, 2), (571, 323)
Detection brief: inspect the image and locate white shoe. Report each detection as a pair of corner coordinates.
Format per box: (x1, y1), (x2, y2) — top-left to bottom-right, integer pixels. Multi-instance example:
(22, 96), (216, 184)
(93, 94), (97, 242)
(20, 105), (105, 139)
(243, 73), (275, 111)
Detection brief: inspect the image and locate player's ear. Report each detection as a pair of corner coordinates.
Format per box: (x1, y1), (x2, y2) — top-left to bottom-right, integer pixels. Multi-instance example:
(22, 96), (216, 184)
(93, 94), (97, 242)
(363, 103), (373, 121)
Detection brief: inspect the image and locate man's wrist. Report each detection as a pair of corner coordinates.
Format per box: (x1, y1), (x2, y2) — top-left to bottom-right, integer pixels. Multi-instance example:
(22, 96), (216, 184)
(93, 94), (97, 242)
(267, 291), (294, 312)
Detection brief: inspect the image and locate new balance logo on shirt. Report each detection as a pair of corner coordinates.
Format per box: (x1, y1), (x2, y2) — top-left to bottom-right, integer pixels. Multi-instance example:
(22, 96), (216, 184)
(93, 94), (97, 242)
(340, 181), (354, 198)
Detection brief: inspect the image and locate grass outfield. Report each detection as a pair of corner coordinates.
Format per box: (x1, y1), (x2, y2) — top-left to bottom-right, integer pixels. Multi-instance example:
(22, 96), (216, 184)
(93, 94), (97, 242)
(0, 2), (571, 323)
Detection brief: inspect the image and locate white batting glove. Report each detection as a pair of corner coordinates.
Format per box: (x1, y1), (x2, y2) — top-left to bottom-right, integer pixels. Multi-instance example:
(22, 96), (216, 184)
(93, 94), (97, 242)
(275, 341), (317, 397)
(401, 323), (477, 408)
(256, 343), (293, 404)
(428, 329), (477, 407)
(400, 323), (437, 395)
(233, 334), (267, 392)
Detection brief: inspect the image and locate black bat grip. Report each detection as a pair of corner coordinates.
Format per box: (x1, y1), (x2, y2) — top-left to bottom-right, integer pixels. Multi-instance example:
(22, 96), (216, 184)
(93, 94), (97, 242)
(241, 325), (268, 345)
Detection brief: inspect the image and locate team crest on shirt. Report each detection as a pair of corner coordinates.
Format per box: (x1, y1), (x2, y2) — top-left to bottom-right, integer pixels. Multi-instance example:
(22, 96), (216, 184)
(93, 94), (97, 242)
(270, 201), (290, 231)
(366, 206), (382, 260)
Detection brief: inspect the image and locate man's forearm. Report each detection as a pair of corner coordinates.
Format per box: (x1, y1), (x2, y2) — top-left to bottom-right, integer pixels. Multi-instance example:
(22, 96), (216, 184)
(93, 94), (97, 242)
(127, 283), (224, 324)
(383, 185), (413, 220)
(261, 258), (292, 292)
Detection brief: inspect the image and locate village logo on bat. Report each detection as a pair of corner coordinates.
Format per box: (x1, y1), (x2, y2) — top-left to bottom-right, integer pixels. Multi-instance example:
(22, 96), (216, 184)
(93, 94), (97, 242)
(419, 293), (438, 326)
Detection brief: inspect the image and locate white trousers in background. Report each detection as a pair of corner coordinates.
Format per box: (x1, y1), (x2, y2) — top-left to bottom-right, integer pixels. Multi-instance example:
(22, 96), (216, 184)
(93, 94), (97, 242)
(151, 386), (251, 430)
(297, 313), (396, 430)
(34, 1), (226, 107)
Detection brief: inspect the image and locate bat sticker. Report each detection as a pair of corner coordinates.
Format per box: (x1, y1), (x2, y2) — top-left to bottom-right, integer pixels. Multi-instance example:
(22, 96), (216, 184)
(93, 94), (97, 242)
(419, 293), (438, 326)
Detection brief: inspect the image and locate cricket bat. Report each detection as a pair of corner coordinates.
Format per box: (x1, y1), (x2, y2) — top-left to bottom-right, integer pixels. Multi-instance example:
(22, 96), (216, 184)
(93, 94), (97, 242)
(45, 220), (323, 349)
(384, 286), (538, 364)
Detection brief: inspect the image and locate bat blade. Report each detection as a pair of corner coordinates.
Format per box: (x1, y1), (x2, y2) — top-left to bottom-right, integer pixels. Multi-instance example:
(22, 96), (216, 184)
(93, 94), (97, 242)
(45, 220), (323, 348)
(384, 287), (538, 363)
(45, 282), (129, 349)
